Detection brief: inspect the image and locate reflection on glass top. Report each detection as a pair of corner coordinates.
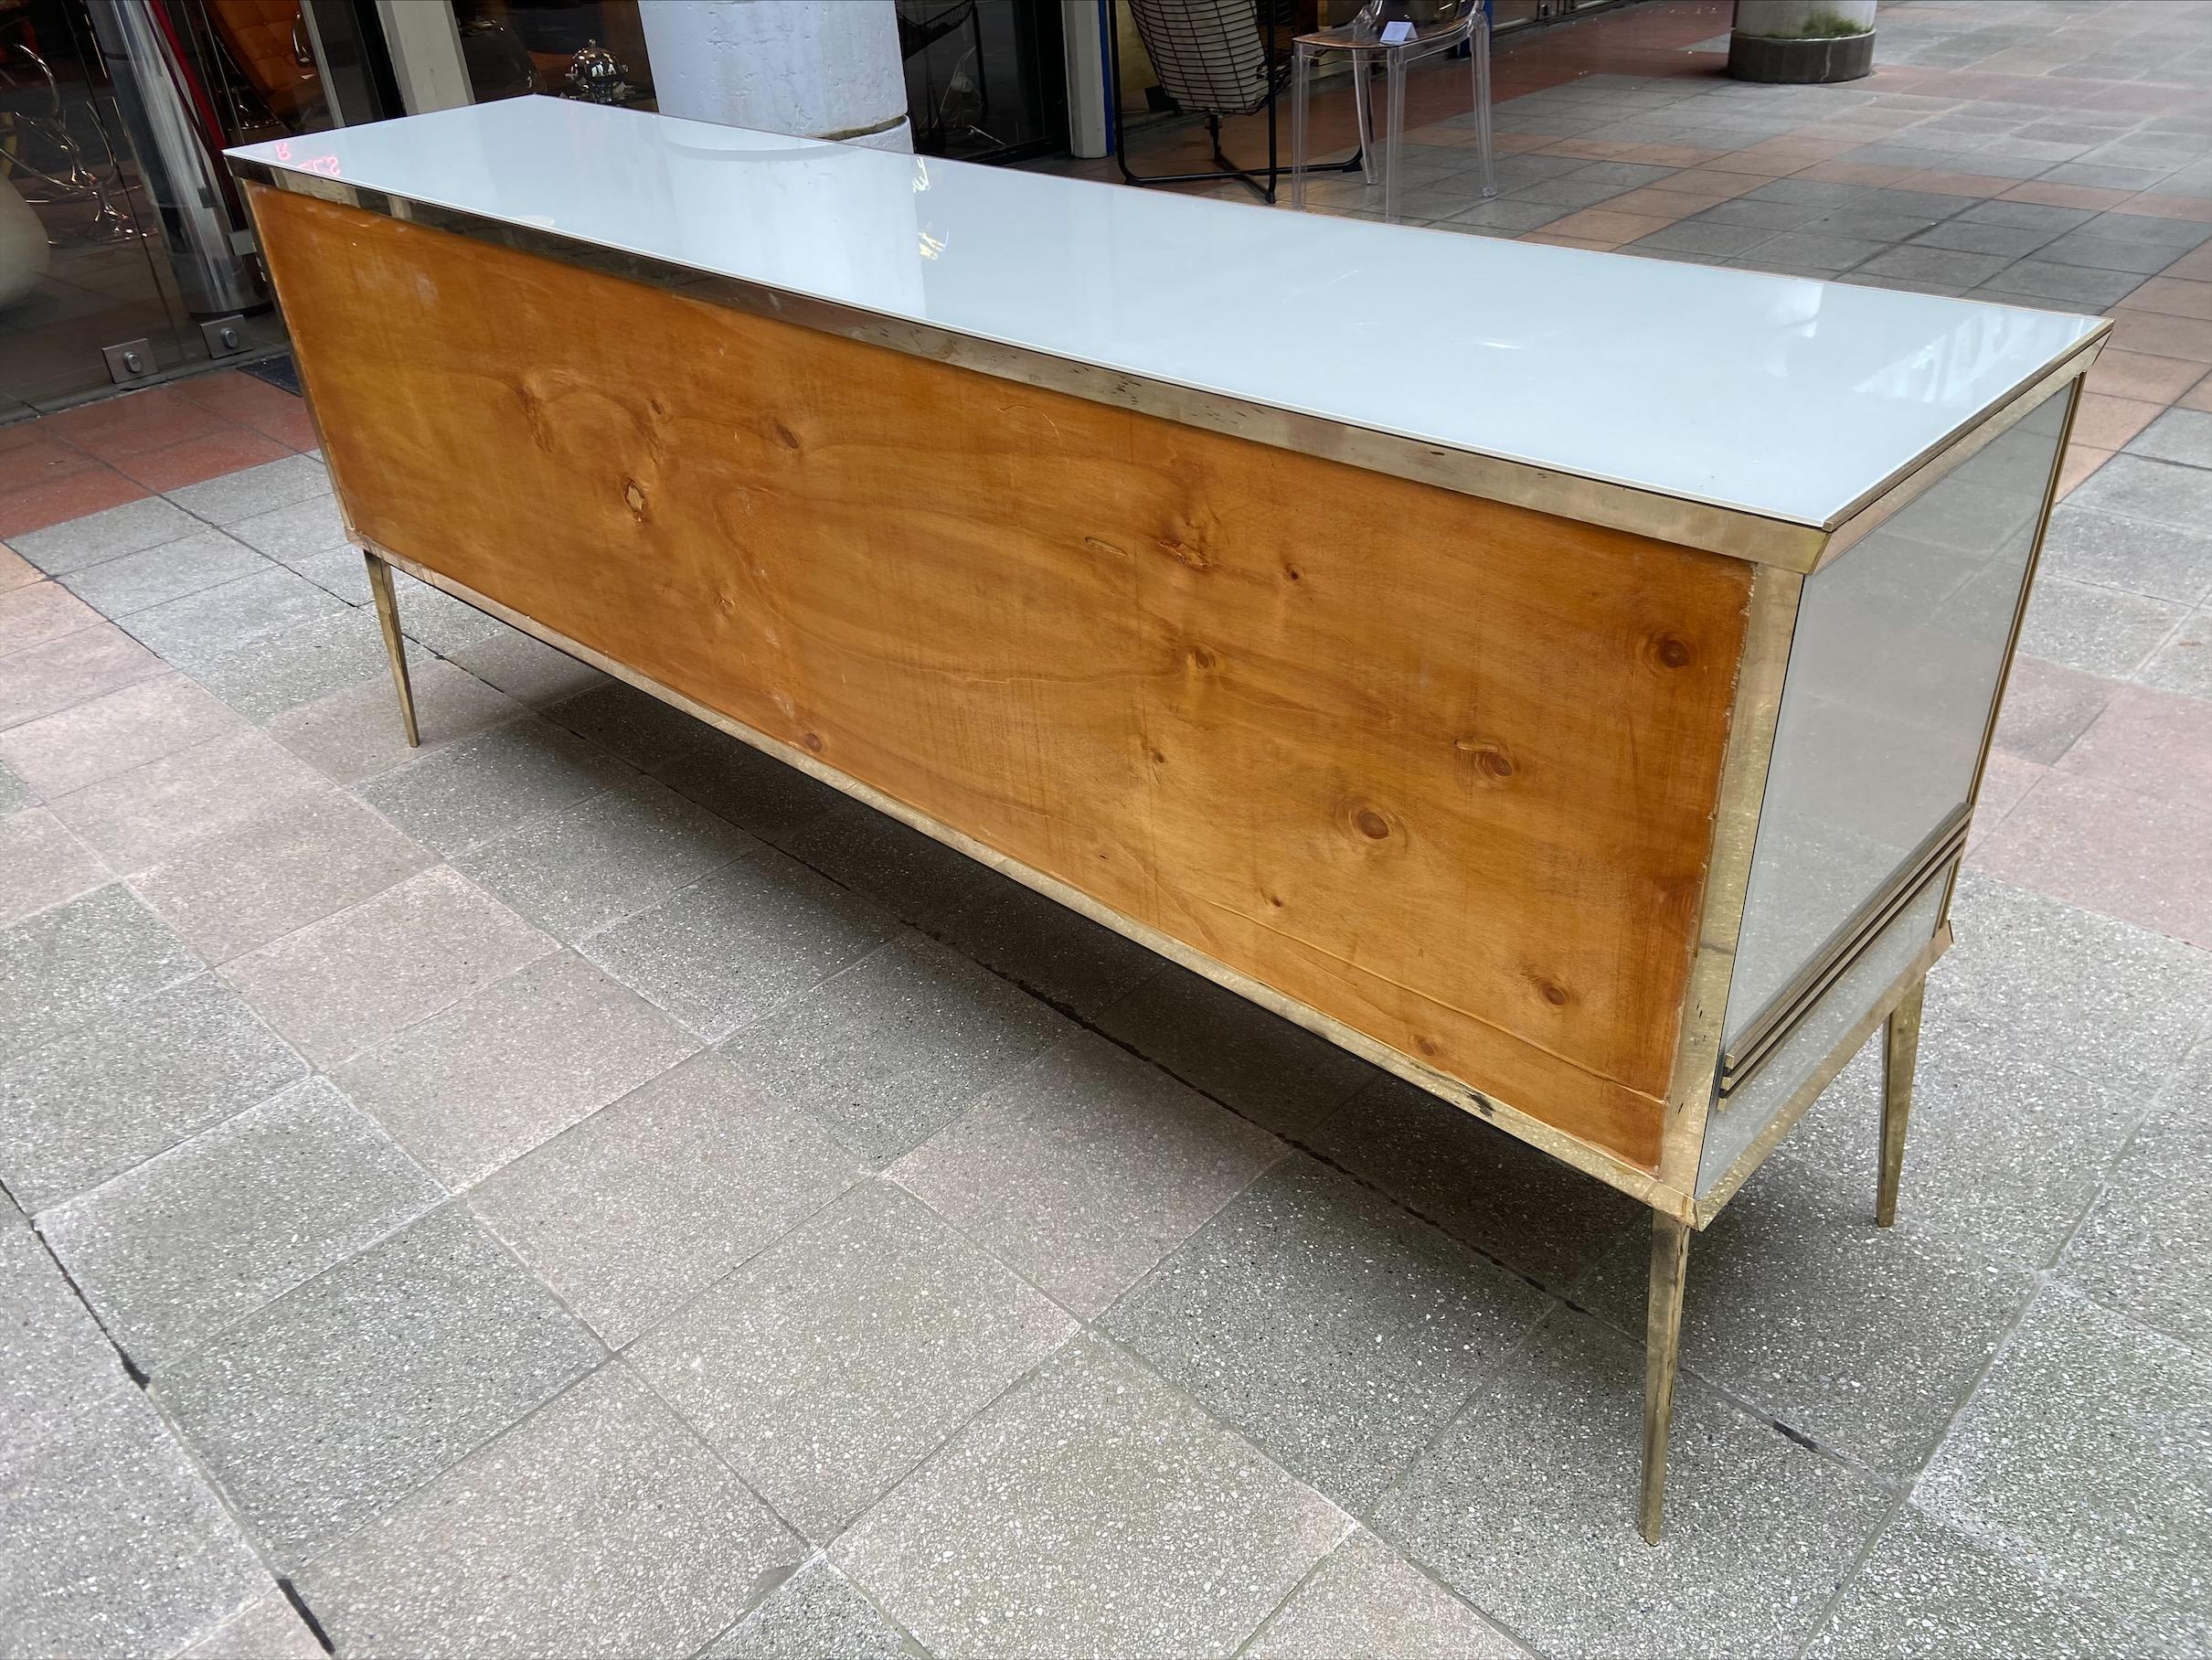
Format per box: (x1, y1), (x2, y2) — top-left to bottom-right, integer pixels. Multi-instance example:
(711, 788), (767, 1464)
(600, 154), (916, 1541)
(229, 97), (2102, 527)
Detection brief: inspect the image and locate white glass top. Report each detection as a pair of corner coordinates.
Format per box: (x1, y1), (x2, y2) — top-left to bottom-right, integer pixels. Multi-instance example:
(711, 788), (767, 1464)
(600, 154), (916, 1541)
(230, 97), (2101, 528)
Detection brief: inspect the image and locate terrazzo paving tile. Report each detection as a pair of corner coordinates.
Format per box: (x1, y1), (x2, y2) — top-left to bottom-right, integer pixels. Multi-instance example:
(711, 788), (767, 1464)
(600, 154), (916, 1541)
(544, 678), (718, 771)
(2125, 404), (2212, 467)
(580, 851), (897, 1041)
(1915, 1284), (2212, 1653)
(446, 624), (610, 707)
(218, 865), (556, 1069)
(0, 757), (30, 814)
(1243, 1529), (1530, 1660)
(128, 788), (435, 963)
(2071, 452), (2212, 529)
(39, 1078), (442, 1369)
(7, 495), (203, 575)
(298, 1365), (802, 1660)
(267, 657), (522, 785)
(1972, 769), (2212, 947)
(190, 606), (438, 724)
(165, 454), (329, 525)
(2140, 604), (2212, 697)
(56, 528), (267, 618)
(1372, 1311), (1893, 1660)
(45, 728), (327, 871)
(1802, 1504), (2138, 1660)
(0, 1389), (265, 1660)
(0, 884), (201, 1060)
(0, 974), (305, 1214)
(154, 1204), (601, 1569)
(706, 1559), (922, 1660)
(653, 727), (845, 846)
(889, 1030), (1281, 1317)
(0, 804), (108, 928)
(1976, 258), (2147, 308)
(225, 491), (348, 563)
(1103, 1157), (1547, 1511)
(334, 948), (697, 1189)
(453, 771), (756, 942)
(2061, 1045), (2212, 1347)
(831, 1335), (1348, 1660)
(718, 933), (1070, 1165)
(0, 1217), (131, 1460)
(0, 623), (165, 730)
(118, 565), (346, 675)
(178, 1591), (326, 1660)
(2037, 504), (2212, 604)
(0, 580), (98, 656)
(0, 672), (239, 799)
(2016, 571), (2191, 676)
(392, 581), (509, 654)
(1090, 964), (1376, 1137)
(630, 1180), (1074, 1540)
(469, 1051), (862, 1346)
(1308, 1073), (1643, 1289)
(354, 713), (631, 856)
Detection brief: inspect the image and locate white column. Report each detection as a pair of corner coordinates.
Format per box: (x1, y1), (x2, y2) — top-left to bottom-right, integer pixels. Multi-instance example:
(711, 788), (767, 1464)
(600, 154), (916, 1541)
(640, 0), (912, 153)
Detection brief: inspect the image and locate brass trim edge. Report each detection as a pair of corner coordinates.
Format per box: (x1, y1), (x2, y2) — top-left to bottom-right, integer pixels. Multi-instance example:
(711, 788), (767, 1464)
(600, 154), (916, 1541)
(368, 538), (1697, 1224)
(1693, 923), (1951, 1227)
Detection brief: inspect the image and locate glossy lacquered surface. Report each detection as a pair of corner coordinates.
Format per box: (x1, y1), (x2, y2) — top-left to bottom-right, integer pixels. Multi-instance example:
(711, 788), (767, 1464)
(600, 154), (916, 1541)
(231, 98), (2100, 528)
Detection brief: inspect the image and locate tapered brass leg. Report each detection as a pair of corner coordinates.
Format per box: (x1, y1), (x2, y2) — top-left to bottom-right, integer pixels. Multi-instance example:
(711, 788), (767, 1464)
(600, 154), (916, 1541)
(362, 550), (420, 748)
(1877, 978), (1926, 1228)
(1640, 1210), (1690, 1545)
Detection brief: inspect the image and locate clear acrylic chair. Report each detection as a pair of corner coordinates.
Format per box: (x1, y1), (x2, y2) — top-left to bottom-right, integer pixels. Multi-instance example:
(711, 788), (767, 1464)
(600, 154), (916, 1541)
(1290, 0), (1496, 224)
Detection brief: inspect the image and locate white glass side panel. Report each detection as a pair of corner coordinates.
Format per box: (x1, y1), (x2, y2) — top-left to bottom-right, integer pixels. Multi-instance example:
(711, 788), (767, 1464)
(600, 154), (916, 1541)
(1723, 390), (2068, 1044)
(229, 98), (2100, 527)
(1697, 877), (1947, 1197)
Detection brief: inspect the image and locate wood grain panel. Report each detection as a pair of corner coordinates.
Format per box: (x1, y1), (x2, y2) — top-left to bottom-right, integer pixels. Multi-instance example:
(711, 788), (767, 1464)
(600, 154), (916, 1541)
(250, 185), (1755, 1172)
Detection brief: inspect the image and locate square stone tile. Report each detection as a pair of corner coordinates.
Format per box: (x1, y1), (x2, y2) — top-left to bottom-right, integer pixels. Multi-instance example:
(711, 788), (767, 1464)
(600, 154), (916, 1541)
(0, 757), (30, 814)
(356, 714), (633, 856)
(1734, 230), (1886, 272)
(298, 1364), (802, 1660)
(267, 657), (522, 785)
(544, 678), (718, 771)
(218, 866), (556, 1069)
(1628, 219), (1776, 255)
(130, 789), (435, 963)
(388, 581), (508, 655)
(2073, 452), (2212, 530)
(890, 1029), (1280, 1317)
(45, 729), (326, 871)
(0, 673), (240, 799)
(453, 772), (756, 942)
(1916, 1284), (2212, 1652)
(1803, 1504), (2137, 1660)
(2038, 232), (2196, 275)
(653, 728), (845, 846)
(1104, 1157), (1548, 1510)
(2062, 1054), (2212, 1348)
(2140, 605), (2212, 697)
(1909, 218), (2063, 258)
(191, 607), (438, 725)
(0, 623), (165, 731)
(1990, 654), (2117, 767)
(832, 1335), (1348, 1660)
(2126, 405), (2212, 469)
(1972, 771), (2212, 949)
(0, 580), (98, 658)
(2037, 505), (2212, 606)
(446, 625), (611, 707)
(119, 566), (346, 675)
(1961, 199), (2097, 234)
(0, 1217), (132, 1460)
(1245, 1529), (1528, 1660)
(179, 1591), (326, 1660)
(2057, 682), (2212, 803)
(1943, 874), (2212, 1091)
(166, 454), (329, 526)
(632, 1179), (1074, 1540)
(1309, 1074), (1644, 1289)
(580, 850), (896, 1041)
(718, 934), (1069, 1165)
(0, 884), (200, 1059)
(154, 1204), (601, 1568)
(226, 492), (348, 563)
(39, 1077), (442, 1370)
(0, 804), (109, 928)
(1091, 964), (1376, 1138)
(58, 529), (267, 618)
(1859, 244), (2015, 286)
(1979, 258), (2147, 308)
(470, 1051), (861, 1346)
(0, 974), (305, 1210)
(9, 496), (205, 576)
(707, 1559), (920, 1660)
(274, 543), (373, 605)
(2017, 572), (2189, 677)
(335, 949), (697, 1189)
(0, 1389), (265, 1659)
(1372, 1310), (1892, 1660)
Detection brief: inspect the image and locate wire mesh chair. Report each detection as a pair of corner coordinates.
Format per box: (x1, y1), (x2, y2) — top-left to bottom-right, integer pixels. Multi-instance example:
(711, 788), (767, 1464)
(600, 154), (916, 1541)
(1290, 0), (1495, 223)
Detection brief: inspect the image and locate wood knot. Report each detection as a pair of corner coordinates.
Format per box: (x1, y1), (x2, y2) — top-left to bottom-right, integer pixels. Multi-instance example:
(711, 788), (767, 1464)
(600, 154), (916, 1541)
(1648, 633), (1693, 670)
(771, 420), (802, 452)
(1158, 537), (1211, 570)
(1283, 564), (1303, 583)
(799, 730), (824, 753)
(1457, 739), (1515, 780)
(1188, 645), (1218, 671)
(1537, 978), (1570, 1007)
(1355, 808), (1390, 841)
(1415, 1035), (1439, 1057)
(622, 479), (647, 517)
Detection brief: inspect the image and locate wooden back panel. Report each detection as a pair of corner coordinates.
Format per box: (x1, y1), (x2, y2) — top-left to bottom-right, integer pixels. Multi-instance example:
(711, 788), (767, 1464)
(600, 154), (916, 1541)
(251, 186), (1753, 1172)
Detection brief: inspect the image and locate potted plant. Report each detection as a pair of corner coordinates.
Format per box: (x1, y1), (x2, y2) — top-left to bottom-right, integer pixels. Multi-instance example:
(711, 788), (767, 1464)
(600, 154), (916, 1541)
(1728, 1), (1877, 85)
